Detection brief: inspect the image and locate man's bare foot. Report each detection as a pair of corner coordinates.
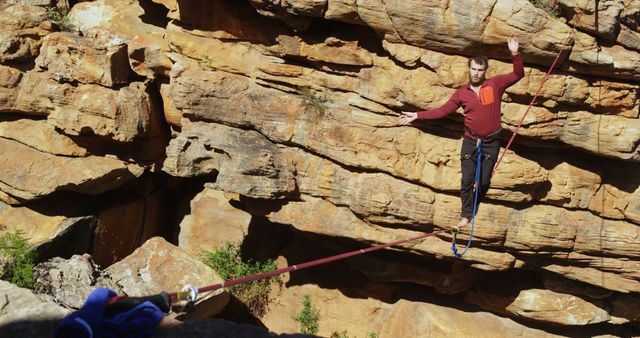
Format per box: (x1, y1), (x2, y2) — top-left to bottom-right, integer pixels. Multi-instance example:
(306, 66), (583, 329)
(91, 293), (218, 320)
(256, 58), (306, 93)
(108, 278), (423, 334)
(456, 218), (469, 229)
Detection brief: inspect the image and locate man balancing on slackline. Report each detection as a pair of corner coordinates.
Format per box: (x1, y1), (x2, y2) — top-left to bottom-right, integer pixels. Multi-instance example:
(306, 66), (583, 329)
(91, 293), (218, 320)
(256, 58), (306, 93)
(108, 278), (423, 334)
(398, 35), (524, 230)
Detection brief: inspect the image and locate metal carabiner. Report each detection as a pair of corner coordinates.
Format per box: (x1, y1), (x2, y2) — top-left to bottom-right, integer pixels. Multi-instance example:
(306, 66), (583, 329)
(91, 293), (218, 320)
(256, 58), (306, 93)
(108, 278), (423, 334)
(174, 284), (199, 304)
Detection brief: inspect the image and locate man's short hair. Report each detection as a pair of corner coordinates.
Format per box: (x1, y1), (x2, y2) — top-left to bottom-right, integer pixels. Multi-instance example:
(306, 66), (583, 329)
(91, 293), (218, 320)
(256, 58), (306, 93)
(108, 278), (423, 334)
(468, 56), (489, 70)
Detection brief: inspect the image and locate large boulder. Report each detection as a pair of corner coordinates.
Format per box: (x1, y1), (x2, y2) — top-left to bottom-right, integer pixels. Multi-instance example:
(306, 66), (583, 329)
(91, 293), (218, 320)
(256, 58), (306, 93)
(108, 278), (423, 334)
(178, 185), (252, 256)
(0, 202), (96, 259)
(0, 135), (144, 203)
(0, 280), (70, 338)
(0, 4), (52, 63)
(36, 31), (130, 86)
(67, 0), (172, 78)
(104, 237), (231, 318)
(33, 254), (110, 309)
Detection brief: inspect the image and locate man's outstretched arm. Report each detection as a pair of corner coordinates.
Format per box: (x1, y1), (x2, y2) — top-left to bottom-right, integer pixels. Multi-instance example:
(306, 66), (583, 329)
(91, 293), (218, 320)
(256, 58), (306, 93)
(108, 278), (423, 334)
(398, 96), (461, 125)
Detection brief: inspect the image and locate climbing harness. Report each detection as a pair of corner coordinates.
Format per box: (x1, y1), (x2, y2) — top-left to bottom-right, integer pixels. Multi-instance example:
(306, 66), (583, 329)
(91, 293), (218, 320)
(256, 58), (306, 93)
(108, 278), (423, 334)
(451, 138), (482, 258)
(465, 127), (502, 141)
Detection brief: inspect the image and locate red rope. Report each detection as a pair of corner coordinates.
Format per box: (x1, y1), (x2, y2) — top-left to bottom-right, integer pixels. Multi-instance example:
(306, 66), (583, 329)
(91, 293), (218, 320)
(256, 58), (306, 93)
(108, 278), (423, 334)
(493, 28), (576, 174)
(169, 229), (448, 301)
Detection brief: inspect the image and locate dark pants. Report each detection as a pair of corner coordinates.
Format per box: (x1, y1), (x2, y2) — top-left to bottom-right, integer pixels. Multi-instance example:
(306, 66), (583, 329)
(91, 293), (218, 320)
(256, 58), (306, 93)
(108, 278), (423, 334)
(460, 137), (500, 219)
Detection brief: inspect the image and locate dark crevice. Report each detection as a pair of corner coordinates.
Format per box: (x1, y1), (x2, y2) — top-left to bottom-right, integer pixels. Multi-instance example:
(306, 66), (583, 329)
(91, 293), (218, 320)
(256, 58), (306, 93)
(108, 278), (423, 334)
(138, 0), (171, 28)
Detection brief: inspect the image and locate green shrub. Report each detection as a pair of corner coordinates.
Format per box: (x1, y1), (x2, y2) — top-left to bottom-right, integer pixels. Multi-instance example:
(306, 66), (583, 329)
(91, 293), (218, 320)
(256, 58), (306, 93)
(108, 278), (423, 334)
(529, 0), (560, 16)
(45, 7), (71, 31)
(293, 294), (320, 335)
(0, 231), (36, 289)
(299, 86), (328, 118)
(201, 242), (279, 317)
(197, 55), (215, 70)
(330, 330), (352, 338)
(330, 330), (379, 338)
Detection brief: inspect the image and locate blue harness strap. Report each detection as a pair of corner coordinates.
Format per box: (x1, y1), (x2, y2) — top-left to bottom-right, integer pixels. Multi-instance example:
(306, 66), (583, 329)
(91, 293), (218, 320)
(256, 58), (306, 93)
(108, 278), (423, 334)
(55, 288), (166, 338)
(452, 139), (482, 258)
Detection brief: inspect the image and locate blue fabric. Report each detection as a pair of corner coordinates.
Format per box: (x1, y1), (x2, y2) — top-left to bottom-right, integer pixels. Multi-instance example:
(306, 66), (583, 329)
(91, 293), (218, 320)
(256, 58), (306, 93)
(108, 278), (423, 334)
(55, 288), (165, 338)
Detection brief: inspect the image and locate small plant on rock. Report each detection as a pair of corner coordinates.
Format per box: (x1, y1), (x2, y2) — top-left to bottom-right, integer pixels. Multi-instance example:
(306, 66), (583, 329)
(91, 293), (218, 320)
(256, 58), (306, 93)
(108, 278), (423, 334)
(529, 0), (560, 16)
(330, 330), (352, 338)
(201, 241), (279, 317)
(293, 294), (320, 335)
(45, 7), (72, 31)
(0, 231), (36, 289)
(298, 86), (329, 118)
(197, 55), (215, 70)
(330, 330), (379, 338)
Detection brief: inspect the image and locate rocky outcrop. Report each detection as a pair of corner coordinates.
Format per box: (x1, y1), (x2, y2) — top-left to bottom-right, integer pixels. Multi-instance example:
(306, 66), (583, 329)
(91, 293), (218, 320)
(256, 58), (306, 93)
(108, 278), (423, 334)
(163, 119), (297, 199)
(263, 283), (559, 337)
(13, 71), (162, 142)
(67, 0), (172, 78)
(36, 32), (130, 86)
(178, 185), (252, 256)
(0, 280), (70, 338)
(33, 254), (108, 309)
(0, 134), (144, 202)
(0, 4), (53, 64)
(248, 0), (640, 81)
(104, 237), (231, 318)
(466, 288), (612, 325)
(0, 202), (96, 258)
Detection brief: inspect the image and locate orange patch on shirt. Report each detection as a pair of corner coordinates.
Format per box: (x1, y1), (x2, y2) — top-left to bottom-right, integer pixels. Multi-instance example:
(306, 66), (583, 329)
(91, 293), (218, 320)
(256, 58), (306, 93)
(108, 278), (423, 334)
(479, 86), (494, 105)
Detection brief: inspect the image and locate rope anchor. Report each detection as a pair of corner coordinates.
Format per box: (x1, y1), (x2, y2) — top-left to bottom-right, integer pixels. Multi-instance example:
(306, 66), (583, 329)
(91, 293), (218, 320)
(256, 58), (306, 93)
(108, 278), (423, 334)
(176, 284), (199, 303)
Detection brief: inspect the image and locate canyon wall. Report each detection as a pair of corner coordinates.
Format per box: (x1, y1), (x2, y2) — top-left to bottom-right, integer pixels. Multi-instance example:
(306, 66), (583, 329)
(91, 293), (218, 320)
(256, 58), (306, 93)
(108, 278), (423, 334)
(0, 0), (639, 336)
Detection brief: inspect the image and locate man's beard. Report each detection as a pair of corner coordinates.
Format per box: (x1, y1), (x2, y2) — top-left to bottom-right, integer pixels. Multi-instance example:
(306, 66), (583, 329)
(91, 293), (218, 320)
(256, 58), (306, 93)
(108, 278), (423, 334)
(469, 75), (485, 86)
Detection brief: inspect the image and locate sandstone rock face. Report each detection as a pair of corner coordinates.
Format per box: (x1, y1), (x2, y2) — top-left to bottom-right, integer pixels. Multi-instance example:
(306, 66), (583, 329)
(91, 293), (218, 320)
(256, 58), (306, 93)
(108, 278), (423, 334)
(36, 32), (130, 86)
(67, 0), (172, 77)
(10, 70), (163, 142)
(104, 237), (230, 318)
(0, 4), (52, 63)
(466, 288), (612, 325)
(262, 284), (558, 337)
(163, 120), (296, 199)
(156, 0), (640, 330)
(0, 202), (96, 258)
(91, 196), (155, 267)
(33, 254), (106, 309)
(178, 185), (252, 255)
(558, 0), (624, 42)
(0, 65), (21, 112)
(0, 280), (70, 338)
(249, 0), (640, 80)
(0, 119), (88, 156)
(1, 0), (639, 336)
(0, 136), (144, 202)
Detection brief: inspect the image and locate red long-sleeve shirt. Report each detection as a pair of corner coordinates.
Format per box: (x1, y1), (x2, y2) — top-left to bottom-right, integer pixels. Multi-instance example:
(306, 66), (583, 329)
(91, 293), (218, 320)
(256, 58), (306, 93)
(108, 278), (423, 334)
(416, 53), (525, 140)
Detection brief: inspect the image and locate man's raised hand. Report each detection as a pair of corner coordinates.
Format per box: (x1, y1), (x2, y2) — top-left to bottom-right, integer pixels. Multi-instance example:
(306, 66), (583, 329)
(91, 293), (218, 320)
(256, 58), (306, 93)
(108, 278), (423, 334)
(508, 35), (519, 55)
(398, 111), (418, 125)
